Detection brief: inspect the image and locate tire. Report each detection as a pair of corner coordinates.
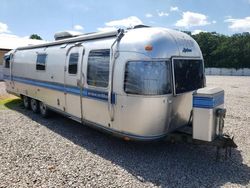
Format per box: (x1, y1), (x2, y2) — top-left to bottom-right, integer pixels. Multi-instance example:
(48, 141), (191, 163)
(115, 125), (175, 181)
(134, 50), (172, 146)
(30, 98), (39, 113)
(39, 101), (50, 118)
(23, 96), (30, 109)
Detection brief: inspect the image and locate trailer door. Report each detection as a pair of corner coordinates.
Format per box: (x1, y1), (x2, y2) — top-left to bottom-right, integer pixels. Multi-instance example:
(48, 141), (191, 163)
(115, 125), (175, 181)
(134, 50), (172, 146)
(64, 46), (84, 120)
(81, 49), (111, 128)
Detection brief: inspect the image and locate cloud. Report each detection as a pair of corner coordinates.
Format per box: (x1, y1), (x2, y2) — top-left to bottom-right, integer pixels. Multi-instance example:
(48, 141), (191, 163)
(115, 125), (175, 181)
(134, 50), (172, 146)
(0, 33), (39, 40)
(170, 6), (179, 12)
(0, 33), (18, 38)
(105, 16), (143, 28)
(0, 22), (10, 33)
(97, 16), (143, 32)
(192, 29), (207, 35)
(212, 20), (217, 24)
(97, 27), (117, 32)
(158, 11), (169, 17)
(0, 33), (46, 50)
(225, 15), (232, 19)
(145, 13), (153, 18)
(225, 16), (250, 32)
(73, 24), (84, 31)
(175, 11), (210, 28)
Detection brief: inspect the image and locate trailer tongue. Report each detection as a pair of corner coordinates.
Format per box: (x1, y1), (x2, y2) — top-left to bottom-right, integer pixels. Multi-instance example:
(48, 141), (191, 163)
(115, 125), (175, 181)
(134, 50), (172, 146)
(165, 87), (237, 160)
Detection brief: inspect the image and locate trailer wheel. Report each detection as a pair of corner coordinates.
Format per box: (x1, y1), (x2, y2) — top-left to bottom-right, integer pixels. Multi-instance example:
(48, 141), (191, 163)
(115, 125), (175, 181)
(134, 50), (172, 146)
(30, 98), (39, 113)
(23, 96), (30, 109)
(39, 101), (50, 118)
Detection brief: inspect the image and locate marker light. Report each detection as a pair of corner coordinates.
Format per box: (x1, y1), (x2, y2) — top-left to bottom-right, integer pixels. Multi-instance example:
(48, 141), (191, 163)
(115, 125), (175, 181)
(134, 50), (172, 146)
(123, 137), (131, 141)
(145, 45), (153, 51)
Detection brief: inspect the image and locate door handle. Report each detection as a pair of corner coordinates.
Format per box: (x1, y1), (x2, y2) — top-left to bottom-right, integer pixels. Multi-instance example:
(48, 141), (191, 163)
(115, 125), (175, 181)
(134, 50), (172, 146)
(77, 72), (85, 87)
(77, 79), (84, 87)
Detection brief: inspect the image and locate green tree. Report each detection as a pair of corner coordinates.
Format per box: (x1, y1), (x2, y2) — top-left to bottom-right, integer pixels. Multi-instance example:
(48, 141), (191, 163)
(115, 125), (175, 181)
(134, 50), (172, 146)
(191, 31), (250, 68)
(29, 34), (43, 40)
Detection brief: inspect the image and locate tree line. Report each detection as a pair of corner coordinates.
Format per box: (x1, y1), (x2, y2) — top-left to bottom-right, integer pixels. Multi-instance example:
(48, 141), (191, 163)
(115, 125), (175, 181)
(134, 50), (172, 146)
(185, 31), (250, 69)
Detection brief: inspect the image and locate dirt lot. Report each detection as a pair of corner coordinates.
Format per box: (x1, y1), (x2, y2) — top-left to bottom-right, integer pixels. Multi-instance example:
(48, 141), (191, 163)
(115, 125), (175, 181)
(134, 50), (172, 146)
(0, 76), (249, 187)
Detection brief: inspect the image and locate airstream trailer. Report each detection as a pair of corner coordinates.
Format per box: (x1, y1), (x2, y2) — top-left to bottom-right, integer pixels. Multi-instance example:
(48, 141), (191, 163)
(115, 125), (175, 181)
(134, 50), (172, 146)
(4, 26), (217, 141)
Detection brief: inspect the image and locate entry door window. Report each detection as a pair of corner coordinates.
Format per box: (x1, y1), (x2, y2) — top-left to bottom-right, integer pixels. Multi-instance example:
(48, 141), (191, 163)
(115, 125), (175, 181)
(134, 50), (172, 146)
(87, 49), (110, 88)
(68, 53), (79, 74)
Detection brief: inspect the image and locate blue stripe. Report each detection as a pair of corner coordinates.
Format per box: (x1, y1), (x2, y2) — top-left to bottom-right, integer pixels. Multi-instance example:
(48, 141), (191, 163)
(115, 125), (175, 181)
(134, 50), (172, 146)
(193, 94), (224, 109)
(4, 75), (116, 104)
(83, 89), (107, 101)
(3, 74), (10, 80)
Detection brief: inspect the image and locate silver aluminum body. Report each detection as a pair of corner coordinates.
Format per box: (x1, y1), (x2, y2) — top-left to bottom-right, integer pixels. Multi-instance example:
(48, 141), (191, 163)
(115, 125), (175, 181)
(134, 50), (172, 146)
(4, 27), (204, 140)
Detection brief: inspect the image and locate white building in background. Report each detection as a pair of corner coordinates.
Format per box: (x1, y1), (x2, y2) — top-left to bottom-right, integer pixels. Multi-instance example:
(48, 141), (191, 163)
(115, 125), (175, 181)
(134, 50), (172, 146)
(0, 34), (46, 80)
(205, 67), (250, 76)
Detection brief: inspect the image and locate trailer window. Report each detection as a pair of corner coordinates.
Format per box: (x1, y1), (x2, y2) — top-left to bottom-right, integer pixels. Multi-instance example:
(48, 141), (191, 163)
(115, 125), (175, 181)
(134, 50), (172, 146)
(68, 53), (78, 74)
(87, 49), (110, 88)
(36, 54), (47, 70)
(124, 61), (172, 95)
(4, 55), (10, 68)
(173, 59), (204, 94)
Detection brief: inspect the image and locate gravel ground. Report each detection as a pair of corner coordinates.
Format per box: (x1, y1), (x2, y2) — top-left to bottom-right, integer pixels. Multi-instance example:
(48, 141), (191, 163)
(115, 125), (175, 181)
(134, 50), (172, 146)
(0, 77), (249, 188)
(0, 82), (14, 101)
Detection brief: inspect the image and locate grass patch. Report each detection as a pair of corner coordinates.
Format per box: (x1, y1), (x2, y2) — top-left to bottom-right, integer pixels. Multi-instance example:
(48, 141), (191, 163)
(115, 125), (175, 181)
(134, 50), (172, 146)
(0, 98), (22, 110)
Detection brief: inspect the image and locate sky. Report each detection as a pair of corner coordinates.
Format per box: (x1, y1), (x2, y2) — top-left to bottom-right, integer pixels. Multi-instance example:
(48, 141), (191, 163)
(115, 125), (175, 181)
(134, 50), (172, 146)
(0, 0), (250, 41)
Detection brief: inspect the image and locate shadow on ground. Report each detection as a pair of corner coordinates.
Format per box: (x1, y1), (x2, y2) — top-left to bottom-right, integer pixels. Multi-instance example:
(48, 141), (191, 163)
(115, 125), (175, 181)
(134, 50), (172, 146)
(0, 97), (20, 110)
(4, 99), (250, 187)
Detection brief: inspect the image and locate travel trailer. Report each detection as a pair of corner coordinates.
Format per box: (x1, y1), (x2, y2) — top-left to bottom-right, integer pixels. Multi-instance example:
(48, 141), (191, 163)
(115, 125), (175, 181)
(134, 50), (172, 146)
(4, 26), (230, 144)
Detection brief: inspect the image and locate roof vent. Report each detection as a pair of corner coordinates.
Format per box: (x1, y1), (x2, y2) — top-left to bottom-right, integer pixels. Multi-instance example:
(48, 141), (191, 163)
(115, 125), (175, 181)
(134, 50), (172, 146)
(54, 31), (83, 41)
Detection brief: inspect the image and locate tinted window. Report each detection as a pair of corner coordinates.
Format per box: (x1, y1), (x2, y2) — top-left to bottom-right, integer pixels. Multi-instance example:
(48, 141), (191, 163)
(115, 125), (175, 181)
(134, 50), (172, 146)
(68, 53), (78, 74)
(36, 54), (47, 70)
(87, 49), (110, 87)
(174, 59), (204, 94)
(4, 55), (10, 68)
(124, 61), (172, 95)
